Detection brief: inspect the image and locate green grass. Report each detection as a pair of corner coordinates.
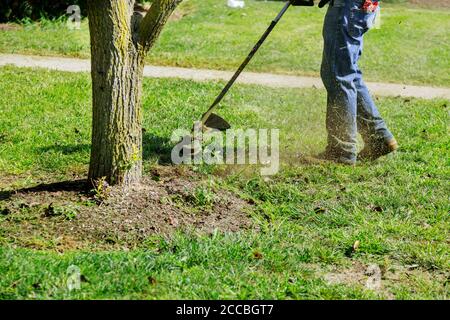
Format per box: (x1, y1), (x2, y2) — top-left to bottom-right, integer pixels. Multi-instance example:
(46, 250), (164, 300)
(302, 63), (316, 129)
(0, 0), (449, 86)
(0, 66), (449, 299)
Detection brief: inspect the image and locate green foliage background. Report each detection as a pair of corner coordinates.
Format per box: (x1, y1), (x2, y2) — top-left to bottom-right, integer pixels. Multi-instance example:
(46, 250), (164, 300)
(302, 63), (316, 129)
(0, 0), (150, 22)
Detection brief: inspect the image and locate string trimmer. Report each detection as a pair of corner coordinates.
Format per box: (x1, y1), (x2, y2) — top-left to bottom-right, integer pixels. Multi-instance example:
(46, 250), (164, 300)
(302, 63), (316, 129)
(178, 1), (315, 156)
(197, 0), (315, 131)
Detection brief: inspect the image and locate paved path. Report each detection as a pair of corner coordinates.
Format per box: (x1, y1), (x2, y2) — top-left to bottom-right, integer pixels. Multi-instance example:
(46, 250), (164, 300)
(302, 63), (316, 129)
(1, 54), (449, 100)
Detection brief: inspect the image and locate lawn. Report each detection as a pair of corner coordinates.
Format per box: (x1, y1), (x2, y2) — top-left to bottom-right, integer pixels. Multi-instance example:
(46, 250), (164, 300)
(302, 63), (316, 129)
(0, 66), (449, 299)
(0, 0), (449, 87)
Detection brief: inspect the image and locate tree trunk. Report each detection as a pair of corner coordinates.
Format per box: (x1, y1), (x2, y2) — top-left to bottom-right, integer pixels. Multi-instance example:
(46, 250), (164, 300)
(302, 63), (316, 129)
(87, 0), (181, 186)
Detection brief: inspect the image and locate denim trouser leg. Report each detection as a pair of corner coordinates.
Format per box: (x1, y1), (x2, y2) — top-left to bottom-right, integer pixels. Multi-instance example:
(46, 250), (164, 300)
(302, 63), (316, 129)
(321, 0), (393, 161)
(355, 75), (394, 145)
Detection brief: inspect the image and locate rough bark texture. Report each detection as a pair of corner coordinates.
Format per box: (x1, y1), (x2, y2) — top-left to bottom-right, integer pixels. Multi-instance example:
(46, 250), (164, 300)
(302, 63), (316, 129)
(87, 0), (181, 186)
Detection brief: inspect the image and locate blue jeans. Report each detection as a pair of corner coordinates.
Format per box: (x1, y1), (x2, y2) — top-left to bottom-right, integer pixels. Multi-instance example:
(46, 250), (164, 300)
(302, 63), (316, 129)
(321, 0), (393, 162)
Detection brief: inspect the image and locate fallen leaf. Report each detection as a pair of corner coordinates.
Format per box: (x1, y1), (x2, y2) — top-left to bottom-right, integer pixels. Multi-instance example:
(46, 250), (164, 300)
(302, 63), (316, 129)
(353, 240), (360, 251)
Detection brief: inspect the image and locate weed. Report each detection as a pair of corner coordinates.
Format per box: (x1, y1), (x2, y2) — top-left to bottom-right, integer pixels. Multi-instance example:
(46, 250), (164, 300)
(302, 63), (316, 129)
(90, 177), (110, 204)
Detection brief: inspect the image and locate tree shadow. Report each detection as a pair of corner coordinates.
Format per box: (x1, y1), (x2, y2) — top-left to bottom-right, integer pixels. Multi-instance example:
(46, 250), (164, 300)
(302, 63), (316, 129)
(0, 133), (177, 202)
(143, 131), (173, 164)
(0, 179), (89, 202)
(38, 144), (91, 155)
(37, 133), (173, 163)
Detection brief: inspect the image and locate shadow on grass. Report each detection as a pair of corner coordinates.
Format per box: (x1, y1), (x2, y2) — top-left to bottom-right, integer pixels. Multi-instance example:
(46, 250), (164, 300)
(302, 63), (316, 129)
(36, 132), (174, 164)
(0, 133), (175, 201)
(143, 131), (173, 164)
(0, 179), (89, 201)
(39, 144), (91, 155)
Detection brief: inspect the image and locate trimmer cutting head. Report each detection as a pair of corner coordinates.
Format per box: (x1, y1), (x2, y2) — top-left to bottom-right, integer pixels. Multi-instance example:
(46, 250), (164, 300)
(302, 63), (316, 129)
(203, 113), (231, 131)
(178, 113), (231, 157)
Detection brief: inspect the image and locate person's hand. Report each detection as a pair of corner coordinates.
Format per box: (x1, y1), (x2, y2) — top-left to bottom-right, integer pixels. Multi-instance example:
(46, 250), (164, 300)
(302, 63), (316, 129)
(290, 0), (315, 6)
(318, 0), (331, 8)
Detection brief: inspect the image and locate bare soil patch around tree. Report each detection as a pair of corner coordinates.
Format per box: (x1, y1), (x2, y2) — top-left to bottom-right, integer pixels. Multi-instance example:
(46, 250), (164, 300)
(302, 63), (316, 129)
(0, 166), (255, 251)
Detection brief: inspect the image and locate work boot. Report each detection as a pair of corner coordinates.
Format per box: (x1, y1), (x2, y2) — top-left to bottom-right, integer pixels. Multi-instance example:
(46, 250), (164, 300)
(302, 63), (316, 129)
(358, 138), (398, 161)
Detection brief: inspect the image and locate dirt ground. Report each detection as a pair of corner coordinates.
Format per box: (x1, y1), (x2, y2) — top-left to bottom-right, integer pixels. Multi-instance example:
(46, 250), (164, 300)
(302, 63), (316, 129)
(322, 260), (449, 299)
(0, 166), (255, 250)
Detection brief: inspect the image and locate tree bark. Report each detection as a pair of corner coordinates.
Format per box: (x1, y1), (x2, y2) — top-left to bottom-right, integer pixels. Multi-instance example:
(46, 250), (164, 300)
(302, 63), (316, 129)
(87, 0), (181, 186)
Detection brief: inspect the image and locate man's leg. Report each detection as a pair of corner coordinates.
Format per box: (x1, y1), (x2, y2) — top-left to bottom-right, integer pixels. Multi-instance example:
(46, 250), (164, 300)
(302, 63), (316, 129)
(351, 5), (398, 160)
(320, 1), (360, 164)
(321, 0), (397, 163)
(355, 74), (394, 145)
(356, 79), (398, 160)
